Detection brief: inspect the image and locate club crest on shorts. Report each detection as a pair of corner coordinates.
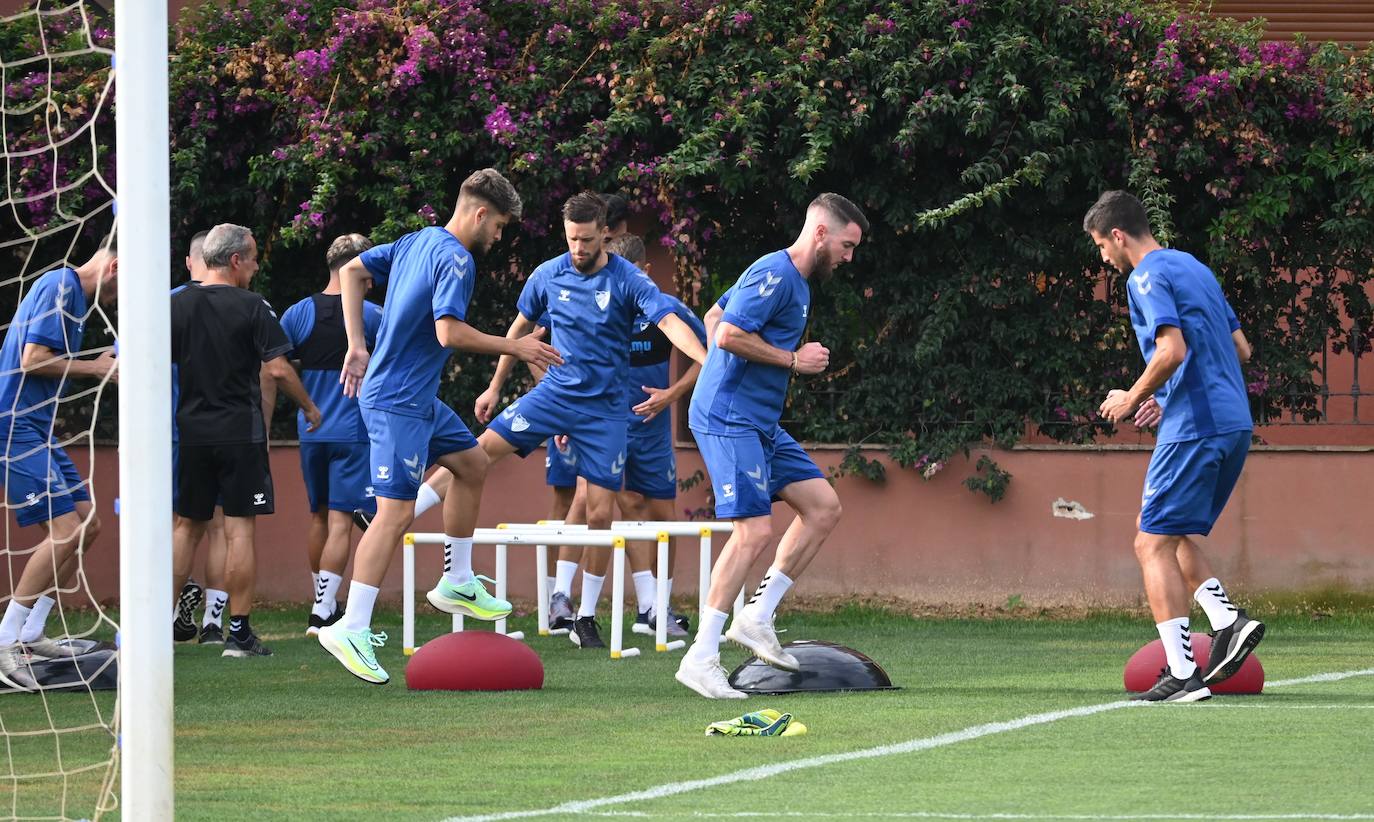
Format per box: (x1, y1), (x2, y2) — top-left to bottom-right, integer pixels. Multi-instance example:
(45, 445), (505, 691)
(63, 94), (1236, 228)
(595, 290), (611, 311)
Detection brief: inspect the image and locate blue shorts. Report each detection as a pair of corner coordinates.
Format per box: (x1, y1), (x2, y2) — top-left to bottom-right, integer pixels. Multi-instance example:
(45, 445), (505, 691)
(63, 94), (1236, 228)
(300, 441), (377, 514)
(1140, 430), (1250, 536)
(623, 423), (676, 500)
(544, 440), (579, 489)
(691, 425), (825, 519)
(487, 382), (626, 491)
(3, 437), (90, 527)
(362, 398), (478, 501)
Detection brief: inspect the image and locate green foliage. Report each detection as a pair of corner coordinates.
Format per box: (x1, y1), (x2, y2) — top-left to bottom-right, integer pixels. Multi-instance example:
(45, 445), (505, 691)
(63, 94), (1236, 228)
(6, 0), (1372, 494)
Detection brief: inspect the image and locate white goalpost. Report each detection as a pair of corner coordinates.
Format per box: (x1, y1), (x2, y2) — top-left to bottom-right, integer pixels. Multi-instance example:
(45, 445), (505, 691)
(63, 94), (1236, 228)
(113, 0), (173, 817)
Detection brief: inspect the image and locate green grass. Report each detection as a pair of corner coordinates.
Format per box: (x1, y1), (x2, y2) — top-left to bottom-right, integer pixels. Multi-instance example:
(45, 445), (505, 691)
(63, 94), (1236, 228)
(3, 606), (1372, 821)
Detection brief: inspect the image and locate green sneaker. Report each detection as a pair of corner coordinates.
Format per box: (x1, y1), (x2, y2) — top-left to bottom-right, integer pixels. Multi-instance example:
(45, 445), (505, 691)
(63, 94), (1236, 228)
(425, 575), (512, 621)
(317, 624), (389, 684)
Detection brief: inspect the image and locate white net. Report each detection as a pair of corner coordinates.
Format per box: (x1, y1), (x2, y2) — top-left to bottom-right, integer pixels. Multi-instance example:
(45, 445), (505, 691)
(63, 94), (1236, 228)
(0, 1), (120, 819)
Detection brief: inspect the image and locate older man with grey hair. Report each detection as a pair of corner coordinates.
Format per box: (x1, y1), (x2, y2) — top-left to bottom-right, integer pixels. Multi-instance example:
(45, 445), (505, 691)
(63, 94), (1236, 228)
(278, 233), (384, 636)
(170, 223), (322, 658)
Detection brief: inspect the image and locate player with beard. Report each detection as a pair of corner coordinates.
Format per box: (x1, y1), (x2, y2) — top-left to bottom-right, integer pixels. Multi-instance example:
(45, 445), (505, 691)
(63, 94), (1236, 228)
(319, 169), (562, 685)
(676, 193), (868, 699)
(474, 192), (707, 650)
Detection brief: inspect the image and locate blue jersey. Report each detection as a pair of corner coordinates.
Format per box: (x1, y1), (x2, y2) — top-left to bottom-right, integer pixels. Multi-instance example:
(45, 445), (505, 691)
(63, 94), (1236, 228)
(0, 268), (88, 439)
(280, 294), (383, 442)
(516, 252), (671, 420)
(1127, 248), (1252, 444)
(689, 251), (810, 434)
(628, 296), (707, 428)
(357, 227), (475, 418)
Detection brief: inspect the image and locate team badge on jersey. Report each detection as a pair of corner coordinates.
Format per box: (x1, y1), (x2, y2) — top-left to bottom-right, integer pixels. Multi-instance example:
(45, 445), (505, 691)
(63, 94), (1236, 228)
(595, 290), (611, 311)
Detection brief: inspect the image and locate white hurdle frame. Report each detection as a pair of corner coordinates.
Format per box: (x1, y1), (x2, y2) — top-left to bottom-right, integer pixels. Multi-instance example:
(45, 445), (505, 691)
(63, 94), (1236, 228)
(403, 529), (635, 659)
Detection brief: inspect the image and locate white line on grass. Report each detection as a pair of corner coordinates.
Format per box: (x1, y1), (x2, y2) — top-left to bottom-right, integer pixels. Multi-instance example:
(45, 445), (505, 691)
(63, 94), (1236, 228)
(580, 813), (1374, 820)
(441, 668), (1374, 822)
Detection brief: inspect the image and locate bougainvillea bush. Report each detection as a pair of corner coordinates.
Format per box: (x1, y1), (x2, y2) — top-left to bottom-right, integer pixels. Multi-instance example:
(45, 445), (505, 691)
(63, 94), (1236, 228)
(5, 0), (1372, 496)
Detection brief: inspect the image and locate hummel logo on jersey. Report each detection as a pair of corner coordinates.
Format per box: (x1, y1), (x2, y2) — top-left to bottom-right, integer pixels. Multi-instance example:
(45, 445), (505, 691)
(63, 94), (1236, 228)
(403, 453), (424, 482)
(253, 493), (267, 506)
(610, 451), (626, 476)
(451, 251), (470, 278)
(1132, 272), (1152, 296)
(595, 290), (611, 311)
(511, 414), (531, 433)
(558, 289), (571, 302)
(376, 466), (391, 481)
(758, 273), (782, 297)
(802, 304), (809, 318)
(721, 483), (735, 499)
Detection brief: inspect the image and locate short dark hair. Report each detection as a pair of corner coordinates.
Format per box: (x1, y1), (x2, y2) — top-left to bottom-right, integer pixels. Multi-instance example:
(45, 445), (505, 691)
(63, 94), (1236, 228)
(459, 168), (523, 219)
(606, 233), (646, 264)
(99, 232), (117, 255)
(189, 230), (209, 257)
(810, 193), (869, 234)
(562, 191), (607, 226)
(326, 233), (374, 271)
(1082, 190), (1151, 238)
(600, 193), (630, 229)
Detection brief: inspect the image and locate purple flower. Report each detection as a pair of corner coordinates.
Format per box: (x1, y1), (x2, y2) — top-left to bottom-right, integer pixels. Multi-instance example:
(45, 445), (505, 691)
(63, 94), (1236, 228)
(732, 11), (752, 30)
(484, 103), (518, 146)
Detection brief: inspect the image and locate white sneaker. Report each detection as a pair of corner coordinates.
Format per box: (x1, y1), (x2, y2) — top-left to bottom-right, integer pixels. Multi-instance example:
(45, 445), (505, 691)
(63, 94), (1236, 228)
(675, 652), (748, 699)
(725, 611), (799, 671)
(22, 636), (106, 661)
(0, 642), (37, 692)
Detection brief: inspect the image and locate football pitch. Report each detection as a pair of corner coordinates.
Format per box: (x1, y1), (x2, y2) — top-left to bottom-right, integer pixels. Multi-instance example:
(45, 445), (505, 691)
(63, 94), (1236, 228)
(5, 605), (1373, 821)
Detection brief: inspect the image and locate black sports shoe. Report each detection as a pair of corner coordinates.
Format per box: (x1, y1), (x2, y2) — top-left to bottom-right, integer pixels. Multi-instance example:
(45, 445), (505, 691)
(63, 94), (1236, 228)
(569, 616), (605, 649)
(198, 624), (224, 645)
(631, 609), (652, 635)
(222, 632), (272, 658)
(305, 606), (345, 637)
(173, 580), (204, 642)
(1132, 668), (1212, 702)
(351, 508), (373, 532)
(548, 592), (575, 632)
(1204, 609), (1266, 686)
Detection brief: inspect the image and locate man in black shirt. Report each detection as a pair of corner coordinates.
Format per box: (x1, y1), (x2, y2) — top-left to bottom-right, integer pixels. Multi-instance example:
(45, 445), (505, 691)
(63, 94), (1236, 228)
(170, 223), (321, 658)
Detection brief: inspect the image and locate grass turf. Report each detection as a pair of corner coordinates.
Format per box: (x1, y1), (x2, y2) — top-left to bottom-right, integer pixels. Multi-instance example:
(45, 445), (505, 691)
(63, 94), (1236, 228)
(2, 605), (1371, 821)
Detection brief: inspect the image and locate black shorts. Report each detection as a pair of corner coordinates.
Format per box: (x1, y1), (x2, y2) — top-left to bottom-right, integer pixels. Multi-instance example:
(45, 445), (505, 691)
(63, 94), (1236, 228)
(175, 442), (274, 520)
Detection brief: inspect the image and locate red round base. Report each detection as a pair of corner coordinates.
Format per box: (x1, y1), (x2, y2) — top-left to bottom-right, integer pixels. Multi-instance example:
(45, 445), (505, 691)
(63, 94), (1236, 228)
(1124, 633), (1264, 694)
(405, 631), (544, 691)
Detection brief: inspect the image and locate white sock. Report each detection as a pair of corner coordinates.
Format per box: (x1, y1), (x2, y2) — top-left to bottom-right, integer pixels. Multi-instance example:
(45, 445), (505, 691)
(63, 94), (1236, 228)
(19, 595), (55, 643)
(0, 602), (33, 645)
(442, 536), (475, 587)
(578, 573), (604, 618)
(1194, 577), (1239, 630)
(688, 607), (729, 660)
(414, 483), (442, 517)
(742, 566), (794, 621)
(555, 560), (578, 597)
(1157, 617), (1197, 678)
(340, 582), (379, 633)
(632, 571), (656, 615)
(202, 588), (228, 628)
(313, 571), (343, 619)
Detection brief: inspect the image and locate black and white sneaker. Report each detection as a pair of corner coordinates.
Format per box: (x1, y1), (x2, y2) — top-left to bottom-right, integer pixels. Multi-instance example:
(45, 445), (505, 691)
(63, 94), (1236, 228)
(549, 592), (575, 632)
(351, 508), (373, 532)
(632, 609), (653, 635)
(222, 632), (273, 658)
(1204, 609), (1265, 686)
(305, 606), (345, 637)
(1132, 668), (1212, 702)
(173, 580), (204, 642)
(198, 624), (224, 645)
(569, 616), (605, 649)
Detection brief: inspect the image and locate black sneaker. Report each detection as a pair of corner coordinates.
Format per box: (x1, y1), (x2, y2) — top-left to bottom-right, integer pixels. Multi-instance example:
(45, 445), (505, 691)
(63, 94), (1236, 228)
(1132, 668), (1212, 702)
(198, 624), (224, 645)
(549, 591), (575, 632)
(1204, 609), (1266, 686)
(631, 609), (653, 635)
(351, 509), (373, 532)
(173, 580), (204, 642)
(569, 616), (605, 649)
(222, 632), (272, 658)
(305, 606), (345, 637)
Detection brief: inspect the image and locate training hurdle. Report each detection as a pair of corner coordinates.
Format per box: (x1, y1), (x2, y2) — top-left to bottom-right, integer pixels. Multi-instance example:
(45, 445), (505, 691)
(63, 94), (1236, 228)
(402, 520), (737, 658)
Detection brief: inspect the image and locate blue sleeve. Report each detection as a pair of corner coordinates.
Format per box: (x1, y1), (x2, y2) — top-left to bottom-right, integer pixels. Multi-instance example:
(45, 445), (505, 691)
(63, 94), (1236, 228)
(23, 276), (75, 353)
(628, 272), (672, 324)
(359, 242), (395, 286)
(535, 310), (551, 329)
(715, 286), (734, 309)
(516, 269), (546, 323)
(1224, 300), (1241, 333)
(721, 267), (787, 334)
(1129, 265), (1180, 341)
(431, 254), (473, 323)
(674, 301), (707, 346)
(279, 301), (312, 351)
(364, 301), (384, 349)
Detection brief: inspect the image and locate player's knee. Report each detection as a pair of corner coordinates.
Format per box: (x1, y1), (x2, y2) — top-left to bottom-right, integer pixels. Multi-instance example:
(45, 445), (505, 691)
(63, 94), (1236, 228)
(82, 513), (102, 546)
(813, 497), (843, 534)
(736, 521), (773, 553)
(1132, 531), (1169, 561)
